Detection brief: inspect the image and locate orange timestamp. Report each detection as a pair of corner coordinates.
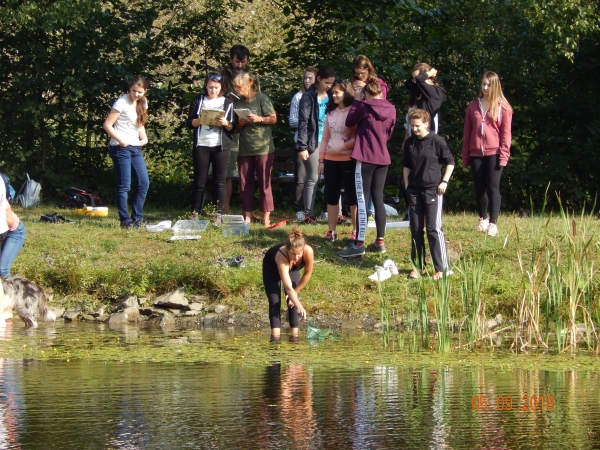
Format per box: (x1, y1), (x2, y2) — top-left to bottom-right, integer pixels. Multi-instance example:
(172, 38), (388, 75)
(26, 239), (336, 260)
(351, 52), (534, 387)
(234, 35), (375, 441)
(471, 395), (555, 411)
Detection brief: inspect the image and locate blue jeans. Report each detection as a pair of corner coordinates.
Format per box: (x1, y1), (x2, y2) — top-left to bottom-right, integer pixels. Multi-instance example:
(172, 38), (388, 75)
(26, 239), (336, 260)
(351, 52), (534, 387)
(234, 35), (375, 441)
(110, 145), (150, 224)
(0, 221), (26, 276)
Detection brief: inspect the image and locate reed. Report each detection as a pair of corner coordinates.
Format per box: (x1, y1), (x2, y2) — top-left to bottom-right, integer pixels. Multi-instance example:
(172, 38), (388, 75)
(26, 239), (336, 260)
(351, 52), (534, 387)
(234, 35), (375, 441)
(417, 274), (429, 345)
(432, 272), (452, 353)
(511, 189), (599, 353)
(376, 278), (391, 348)
(554, 198), (598, 352)
(457, 253), (486, 347)
(511, 191), (550, 351)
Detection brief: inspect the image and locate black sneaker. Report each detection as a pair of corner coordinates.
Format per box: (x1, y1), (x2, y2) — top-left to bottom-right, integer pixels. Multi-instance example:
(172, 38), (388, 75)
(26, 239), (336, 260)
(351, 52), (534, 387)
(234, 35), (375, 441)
(121, 221), (134, 229)
(369, 241), (386, 253)
(132, 220), (147, 228)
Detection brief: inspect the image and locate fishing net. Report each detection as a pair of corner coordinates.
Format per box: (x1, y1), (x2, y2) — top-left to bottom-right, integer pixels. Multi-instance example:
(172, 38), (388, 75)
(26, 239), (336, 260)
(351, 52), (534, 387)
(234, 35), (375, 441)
(306, 320), (341, 340)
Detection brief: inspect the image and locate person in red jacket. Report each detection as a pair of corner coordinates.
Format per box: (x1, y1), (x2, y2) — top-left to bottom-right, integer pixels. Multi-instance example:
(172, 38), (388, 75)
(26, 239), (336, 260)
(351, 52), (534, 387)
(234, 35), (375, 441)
(338, 81), (396, 258)
(462, 71), (513, 237)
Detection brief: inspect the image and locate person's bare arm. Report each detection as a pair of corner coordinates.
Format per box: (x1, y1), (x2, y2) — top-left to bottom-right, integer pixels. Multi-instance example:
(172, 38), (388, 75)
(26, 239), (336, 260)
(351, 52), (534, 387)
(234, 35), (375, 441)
(103, 109), (128, 147)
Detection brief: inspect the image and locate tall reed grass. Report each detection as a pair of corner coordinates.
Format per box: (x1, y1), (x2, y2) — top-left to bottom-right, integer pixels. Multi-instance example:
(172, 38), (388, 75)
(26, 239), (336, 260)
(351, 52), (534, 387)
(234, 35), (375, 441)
(457, 253), (486, 347)
(433, 272), (452, 353)
(511, 192), (598, 353)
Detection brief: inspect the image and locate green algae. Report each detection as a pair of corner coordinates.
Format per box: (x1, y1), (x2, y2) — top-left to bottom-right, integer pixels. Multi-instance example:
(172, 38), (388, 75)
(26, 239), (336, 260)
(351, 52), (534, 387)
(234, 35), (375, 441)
(2, 328), (600, 371)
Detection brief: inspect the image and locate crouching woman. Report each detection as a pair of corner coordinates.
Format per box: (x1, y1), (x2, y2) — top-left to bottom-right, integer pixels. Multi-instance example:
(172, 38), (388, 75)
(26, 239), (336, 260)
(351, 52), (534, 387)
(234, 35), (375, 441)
(262, 227), (314, 338)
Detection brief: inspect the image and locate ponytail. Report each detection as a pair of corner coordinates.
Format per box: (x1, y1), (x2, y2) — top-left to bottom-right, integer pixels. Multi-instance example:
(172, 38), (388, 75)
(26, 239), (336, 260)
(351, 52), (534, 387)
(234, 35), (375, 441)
(129, 75), (148, 127)
(285, 226), (305, 250)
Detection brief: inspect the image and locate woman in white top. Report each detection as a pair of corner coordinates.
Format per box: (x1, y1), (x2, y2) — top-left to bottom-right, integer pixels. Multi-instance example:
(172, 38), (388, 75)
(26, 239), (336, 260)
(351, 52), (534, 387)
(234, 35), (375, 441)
(103, 75), (150, 228)
(186, 72), (236, 217)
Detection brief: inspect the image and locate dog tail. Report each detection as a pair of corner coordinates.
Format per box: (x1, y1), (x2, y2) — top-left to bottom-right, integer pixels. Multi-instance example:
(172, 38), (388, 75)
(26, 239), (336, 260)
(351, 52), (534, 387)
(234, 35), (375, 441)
(39, 296), (56, 322)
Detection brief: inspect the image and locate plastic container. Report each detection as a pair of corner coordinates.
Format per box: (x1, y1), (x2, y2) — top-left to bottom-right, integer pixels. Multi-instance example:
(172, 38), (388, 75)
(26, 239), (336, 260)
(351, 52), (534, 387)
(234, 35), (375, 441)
(367, 220), (410, 229)
(172, 220), (208, 236)
(221, 214), (245, 224)
(146, 220), (173, 232)
(222, 222), (250, 236)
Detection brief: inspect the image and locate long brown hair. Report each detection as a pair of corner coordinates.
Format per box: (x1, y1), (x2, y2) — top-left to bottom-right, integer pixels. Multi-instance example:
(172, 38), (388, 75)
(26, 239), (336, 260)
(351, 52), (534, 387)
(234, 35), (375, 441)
(479, 71), (512, 122)
(326, 80), (354, 114)
(130, 75), (148, 127)
(285, 226), (305, 251)
(352, 55), (378, 84)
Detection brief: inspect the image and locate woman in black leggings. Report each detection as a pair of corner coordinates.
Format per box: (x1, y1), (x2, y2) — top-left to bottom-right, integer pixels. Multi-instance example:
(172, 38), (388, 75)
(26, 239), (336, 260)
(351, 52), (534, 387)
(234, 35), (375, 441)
(263, 227), (314, 338)
(462, 71), (513, 237)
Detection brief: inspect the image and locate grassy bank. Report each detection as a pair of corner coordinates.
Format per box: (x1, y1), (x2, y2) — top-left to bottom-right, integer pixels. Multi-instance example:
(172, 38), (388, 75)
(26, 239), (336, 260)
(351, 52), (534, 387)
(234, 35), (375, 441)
(9, 205), (600, 336)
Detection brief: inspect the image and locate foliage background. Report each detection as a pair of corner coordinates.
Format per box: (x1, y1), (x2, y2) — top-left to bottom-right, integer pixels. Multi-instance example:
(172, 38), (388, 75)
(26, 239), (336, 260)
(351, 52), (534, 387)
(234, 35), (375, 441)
(0, 0), (598, 212)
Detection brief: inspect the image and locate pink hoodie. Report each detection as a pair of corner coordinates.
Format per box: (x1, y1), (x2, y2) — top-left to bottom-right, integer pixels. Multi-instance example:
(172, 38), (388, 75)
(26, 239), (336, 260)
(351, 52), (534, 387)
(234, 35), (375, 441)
(319, 106), (356, 162)
(462, 98), (513, 168)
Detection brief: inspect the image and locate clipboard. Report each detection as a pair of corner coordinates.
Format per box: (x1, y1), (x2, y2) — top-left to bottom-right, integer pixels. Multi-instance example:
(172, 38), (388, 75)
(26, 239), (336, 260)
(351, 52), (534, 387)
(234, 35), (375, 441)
(199, 108), (225, 126)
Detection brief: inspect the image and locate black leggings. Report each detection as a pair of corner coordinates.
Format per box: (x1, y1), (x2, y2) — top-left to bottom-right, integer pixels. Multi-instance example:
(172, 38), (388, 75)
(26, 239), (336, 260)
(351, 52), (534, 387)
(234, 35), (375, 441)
(191, 145), (230, 214)
(263, 269), (301, 329)
(323, 159), (357, 206)
(355, 161), (388, 242)
(470, 155), (503, 223)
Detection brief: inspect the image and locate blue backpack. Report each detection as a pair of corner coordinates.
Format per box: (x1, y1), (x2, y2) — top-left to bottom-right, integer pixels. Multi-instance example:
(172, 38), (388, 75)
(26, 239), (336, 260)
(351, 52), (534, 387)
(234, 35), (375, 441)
(1, 173), (16, 201)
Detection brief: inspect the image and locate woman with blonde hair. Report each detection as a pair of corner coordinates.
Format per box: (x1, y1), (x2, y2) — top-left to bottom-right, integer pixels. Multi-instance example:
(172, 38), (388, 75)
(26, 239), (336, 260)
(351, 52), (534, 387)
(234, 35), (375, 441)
(462, 71), (513, 237)
(233, 72), (277, 227)
(262, 227), (314, 338)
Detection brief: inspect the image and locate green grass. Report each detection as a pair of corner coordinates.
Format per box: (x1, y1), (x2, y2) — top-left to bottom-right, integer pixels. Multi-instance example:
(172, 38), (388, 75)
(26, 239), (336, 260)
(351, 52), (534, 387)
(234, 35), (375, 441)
(9, 205), (600, 337)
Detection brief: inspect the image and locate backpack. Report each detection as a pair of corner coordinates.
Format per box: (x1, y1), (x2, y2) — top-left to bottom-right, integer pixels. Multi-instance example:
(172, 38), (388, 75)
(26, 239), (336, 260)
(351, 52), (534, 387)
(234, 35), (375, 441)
(15, 173), (41, 208)
(60, 187), (106, 209)
(0, 173), (15, 201)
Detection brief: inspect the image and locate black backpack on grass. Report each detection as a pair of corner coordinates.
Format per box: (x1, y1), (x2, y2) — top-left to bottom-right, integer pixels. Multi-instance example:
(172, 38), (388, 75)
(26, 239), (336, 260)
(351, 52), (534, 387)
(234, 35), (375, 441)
(60, 187), (106, 209)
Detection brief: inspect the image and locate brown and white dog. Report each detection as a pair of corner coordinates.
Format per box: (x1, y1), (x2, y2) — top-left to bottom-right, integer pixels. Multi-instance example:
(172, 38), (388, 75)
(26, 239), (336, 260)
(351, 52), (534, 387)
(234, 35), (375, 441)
(0, 276), (56, 327)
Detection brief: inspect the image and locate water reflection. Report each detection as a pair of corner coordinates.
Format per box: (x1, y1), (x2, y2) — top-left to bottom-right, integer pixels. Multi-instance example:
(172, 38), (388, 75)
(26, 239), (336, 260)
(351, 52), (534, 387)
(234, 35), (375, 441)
(0, 323), (23, 449)
(0, 325), (599, 448)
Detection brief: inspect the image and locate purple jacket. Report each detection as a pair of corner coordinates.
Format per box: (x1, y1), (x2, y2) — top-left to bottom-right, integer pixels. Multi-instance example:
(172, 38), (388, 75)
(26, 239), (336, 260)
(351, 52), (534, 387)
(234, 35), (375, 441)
(346, 99), (396, 165)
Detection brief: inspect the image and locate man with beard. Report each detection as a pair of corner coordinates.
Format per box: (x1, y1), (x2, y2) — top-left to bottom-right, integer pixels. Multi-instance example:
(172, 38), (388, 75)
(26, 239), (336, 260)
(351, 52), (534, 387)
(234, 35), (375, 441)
(219, 45), (260, 213)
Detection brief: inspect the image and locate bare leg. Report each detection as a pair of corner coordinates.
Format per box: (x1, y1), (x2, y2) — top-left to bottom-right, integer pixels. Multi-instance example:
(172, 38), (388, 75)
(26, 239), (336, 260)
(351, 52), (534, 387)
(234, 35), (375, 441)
(290, 327), (299, 337)
(350, 205), (357, 235)
(327, 203), (339, 231)
(243, 210), (252, 223)
(271, 327), (281, 338)
(263, 211), (271, 227)
(224, 178), (232, 214)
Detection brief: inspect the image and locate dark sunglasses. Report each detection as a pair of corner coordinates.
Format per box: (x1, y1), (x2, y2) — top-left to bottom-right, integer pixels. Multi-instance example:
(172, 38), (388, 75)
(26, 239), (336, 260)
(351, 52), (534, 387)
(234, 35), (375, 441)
(207, 73), (222, 81)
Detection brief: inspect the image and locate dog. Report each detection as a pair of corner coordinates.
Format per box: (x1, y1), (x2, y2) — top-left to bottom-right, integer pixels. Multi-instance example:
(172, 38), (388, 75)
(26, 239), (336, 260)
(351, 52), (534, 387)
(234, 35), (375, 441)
(0, 276), (57, 327)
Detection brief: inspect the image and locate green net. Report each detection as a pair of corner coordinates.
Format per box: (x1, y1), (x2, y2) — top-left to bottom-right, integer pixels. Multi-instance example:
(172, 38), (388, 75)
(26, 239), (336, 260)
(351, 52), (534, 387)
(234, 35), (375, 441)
(306, 320), (341, 340)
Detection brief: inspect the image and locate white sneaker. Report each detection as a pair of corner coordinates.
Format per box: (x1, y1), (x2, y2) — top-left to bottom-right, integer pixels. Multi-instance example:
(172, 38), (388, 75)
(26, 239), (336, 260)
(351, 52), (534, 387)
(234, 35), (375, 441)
(368, 266), (392, 282)
(319, 211), (328, 220)
(476, 218), (489, 232)
(487, 223), (498, 237)
(382, 259), (399, 275)
(296, 211), (305, 222)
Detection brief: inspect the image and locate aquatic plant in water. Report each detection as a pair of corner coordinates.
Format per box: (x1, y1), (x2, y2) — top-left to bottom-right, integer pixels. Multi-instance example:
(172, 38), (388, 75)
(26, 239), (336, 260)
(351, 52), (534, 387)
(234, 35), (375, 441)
(433, 272), (452, 353)
(458, 253), (486, 347)
(511, 190), (598, 354)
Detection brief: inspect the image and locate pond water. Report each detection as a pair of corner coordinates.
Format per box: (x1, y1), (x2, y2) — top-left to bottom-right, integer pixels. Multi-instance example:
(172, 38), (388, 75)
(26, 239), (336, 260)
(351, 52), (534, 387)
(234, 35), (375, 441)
(1, 322), (599, 449)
